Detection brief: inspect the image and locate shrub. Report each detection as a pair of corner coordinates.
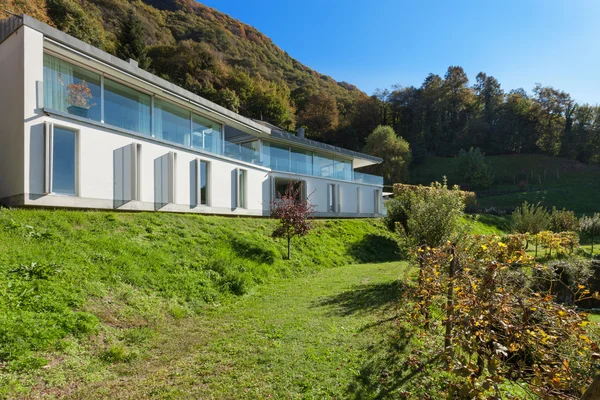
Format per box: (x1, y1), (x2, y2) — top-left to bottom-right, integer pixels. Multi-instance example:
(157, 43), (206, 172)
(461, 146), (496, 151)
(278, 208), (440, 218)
(409, 240), (599, 398)
(454, 147), (494, 189)
(549, 207), (578, 233)
(404, 179), (466, 247)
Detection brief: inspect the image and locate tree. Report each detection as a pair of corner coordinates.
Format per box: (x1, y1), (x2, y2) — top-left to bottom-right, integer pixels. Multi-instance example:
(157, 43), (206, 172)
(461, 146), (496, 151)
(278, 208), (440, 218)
(549, 207), (579, 233)
(297, 92), (339, 139)
(116, 9), (150, 69)
(532, 84), (574, 155)
(46, 0), (107, 50)
(270, 181), (315, 260)
(579, 213), (600, 254)
(454, 147), (494, 189)
(362, 125), (411, 184)
(512, 201), (551, 257)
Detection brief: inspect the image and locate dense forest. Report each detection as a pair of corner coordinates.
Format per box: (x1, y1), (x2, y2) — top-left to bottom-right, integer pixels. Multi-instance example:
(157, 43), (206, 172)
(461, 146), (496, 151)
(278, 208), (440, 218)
(2, 0), (600, 165)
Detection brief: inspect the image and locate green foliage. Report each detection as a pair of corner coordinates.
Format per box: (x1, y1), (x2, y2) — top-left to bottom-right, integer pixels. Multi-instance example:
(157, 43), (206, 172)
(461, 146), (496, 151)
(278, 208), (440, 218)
(388, 179), (466, 247)
(549, 207), (579, 233)
(362, 125), (412, 184)
(46, 0), (107, 50)
(454, 147), (494, 189)
(116, 9), (150, 69)
(579, 213), (600, 253)
(511, 201), (550, 234)
(0, 208), (399, 371)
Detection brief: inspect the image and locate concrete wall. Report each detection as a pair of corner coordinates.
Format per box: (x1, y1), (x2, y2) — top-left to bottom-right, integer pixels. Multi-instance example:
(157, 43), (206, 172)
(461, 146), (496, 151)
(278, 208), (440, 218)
(0, 25), (26, 200)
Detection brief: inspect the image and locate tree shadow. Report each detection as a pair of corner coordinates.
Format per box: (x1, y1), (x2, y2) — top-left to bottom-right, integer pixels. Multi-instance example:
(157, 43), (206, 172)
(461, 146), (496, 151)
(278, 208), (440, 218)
(314, 280), (406, 317)
(347, 234), (403, 263)
(230, 237), (277, 264)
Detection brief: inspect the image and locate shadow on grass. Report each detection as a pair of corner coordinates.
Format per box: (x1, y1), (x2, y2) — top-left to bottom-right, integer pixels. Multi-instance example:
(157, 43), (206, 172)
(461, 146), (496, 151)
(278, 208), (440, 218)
(348, 234), (403, 263)
(230, 237), (277, 264)
(315, 280), (406, 317)
(346, 323), (444, 399)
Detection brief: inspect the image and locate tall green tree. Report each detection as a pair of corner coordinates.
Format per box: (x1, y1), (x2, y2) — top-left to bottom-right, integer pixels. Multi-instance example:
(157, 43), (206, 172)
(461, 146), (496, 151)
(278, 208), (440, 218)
(116, 9), (150, 69)
(362, 125), (411, 184)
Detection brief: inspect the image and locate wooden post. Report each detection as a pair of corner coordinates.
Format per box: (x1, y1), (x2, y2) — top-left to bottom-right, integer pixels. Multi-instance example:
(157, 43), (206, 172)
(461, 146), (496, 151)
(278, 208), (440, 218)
(581, 374), (600, 400)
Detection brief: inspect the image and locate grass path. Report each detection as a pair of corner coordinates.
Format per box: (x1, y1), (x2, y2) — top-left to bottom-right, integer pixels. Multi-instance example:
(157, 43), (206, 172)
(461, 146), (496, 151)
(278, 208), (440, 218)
(42, 261), (409, 399)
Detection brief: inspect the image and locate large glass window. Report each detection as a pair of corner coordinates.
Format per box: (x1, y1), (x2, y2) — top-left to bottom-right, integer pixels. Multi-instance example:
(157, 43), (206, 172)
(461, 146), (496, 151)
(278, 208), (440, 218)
(291, 148), (313, 175)
(200, 160), (208, 205)
(52, 127), (76, 195)
(43, 54), (101, 121)
(334, 158), (352, 181)
(315, 153), (334, 178)
(192, 114), (222, 153)
(264, 142), (290, 172)
(104, 78), (151, 135)
(154, 99), (190, 146)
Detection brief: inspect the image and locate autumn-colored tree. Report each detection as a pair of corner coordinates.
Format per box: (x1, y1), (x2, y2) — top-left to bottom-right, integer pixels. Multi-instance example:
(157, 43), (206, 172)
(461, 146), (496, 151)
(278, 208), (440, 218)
(297, 92), (339, 138)
(270, 181), (315, 260)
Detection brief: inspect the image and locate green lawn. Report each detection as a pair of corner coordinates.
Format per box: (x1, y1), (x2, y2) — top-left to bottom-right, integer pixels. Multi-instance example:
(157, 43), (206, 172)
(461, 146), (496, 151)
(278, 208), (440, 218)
(0, 208), (404, 397)
(410, 154), (600, 214)
(3, 261), (410, 399)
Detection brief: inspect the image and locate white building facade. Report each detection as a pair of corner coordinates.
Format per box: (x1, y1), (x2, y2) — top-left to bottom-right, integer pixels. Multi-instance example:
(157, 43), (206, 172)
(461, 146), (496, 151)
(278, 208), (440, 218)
(0, 15), (384, 217)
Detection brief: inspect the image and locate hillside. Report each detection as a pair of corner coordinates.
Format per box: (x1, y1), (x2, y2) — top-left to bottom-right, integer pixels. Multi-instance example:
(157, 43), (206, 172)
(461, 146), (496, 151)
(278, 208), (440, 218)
(410, 154), (600, 214)
(0, 0), (377, 146)
(0, 208), (399, 385)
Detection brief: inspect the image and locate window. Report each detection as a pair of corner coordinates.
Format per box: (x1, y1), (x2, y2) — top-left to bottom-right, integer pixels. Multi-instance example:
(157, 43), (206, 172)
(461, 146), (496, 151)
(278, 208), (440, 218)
(334, 158), (352, 181)
(104, 78), (151, 135)
(43, 54), (101, 121)
(315, 153), (334, 178)
(264, 142), (290, 172)
(237, 168), (246, 208)
(291, 148), (313, 175)
(200, 160), (208, 205)
(328, 183), (337, 213)
(49, 126), (77, 195)
(154, 99), (190, 146)
(192, 114), (222, 153)
(375, 189), (381, 214)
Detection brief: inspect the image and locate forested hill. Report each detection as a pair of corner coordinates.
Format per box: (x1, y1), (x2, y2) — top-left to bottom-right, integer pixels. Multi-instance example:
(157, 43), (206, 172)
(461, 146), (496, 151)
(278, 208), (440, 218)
(2, 0), (600, 165)
(1, 0), (378, 148)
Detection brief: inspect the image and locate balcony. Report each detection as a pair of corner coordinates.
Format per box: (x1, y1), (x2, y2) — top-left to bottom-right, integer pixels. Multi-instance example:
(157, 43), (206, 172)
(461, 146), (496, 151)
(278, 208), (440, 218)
(222, 140), (384, 186)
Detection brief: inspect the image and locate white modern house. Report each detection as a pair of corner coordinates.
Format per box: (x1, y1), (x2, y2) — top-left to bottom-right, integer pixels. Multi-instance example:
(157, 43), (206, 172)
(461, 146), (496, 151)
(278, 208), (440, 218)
(0, 14), (384, 217)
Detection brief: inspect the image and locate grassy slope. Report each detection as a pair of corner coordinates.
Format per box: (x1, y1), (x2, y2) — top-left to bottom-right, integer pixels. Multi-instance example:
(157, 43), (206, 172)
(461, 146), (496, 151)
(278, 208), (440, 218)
(410, 154), (600, 214)
(0, 208), (400, 395)
(20, 261), (409, 399)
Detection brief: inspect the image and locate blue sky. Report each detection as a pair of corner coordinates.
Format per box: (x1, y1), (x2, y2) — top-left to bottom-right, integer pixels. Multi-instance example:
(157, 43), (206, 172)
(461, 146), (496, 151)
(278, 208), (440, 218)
(200, 0), (600, 105)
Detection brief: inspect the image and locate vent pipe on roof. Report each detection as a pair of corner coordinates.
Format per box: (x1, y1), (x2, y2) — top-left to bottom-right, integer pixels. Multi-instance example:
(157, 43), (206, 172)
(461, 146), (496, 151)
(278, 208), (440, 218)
(297, 127), (305, 138)
(128, 58), (139, 68)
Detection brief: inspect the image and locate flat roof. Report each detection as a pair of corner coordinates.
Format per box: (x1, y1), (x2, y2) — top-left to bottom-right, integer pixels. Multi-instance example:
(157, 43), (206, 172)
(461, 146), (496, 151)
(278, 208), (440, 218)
(1, 14), (382, 166)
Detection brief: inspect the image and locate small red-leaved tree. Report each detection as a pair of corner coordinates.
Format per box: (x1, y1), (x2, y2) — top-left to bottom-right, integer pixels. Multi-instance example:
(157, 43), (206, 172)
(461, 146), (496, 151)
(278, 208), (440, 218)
(270, 181), (315, 260)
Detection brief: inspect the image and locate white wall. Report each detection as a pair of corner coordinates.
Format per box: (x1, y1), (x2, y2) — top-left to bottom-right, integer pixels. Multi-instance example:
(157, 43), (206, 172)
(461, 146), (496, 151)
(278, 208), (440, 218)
(0, 26), (26, 200)
(5, 25), (383, 217)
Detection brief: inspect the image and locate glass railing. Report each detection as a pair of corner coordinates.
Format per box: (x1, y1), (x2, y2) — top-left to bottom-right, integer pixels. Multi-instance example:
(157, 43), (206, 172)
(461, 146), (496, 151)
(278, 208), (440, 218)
(223, 141), (261, 165)
(221, 141), (383, 185)
(354, 171), (384, 185)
